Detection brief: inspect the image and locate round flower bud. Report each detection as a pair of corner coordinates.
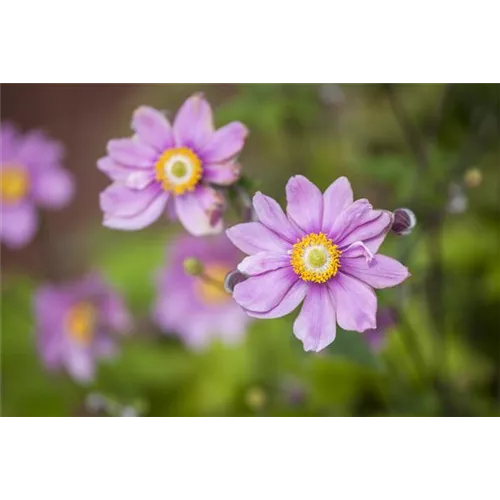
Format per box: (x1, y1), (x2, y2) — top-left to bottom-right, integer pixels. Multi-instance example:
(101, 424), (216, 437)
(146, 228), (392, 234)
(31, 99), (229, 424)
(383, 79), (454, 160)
(464, 168), (483, 188)
(223, 269), (248, 294)
(391, 208), (417, 236)
(183, 257), (204, 276)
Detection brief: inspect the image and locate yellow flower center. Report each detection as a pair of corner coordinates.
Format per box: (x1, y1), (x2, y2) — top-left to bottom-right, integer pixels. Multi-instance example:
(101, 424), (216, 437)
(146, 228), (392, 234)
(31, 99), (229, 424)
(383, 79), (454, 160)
(290, 232), (341, 283)
(0, 165), (30, 204)
(195, 264), (231, 305)
(155, 147), (203, 196)
(65, 302), (97, 346)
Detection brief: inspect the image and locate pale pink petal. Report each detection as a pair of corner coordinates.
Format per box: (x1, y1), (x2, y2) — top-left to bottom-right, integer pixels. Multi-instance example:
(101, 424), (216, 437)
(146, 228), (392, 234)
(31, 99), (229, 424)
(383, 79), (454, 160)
(237, 252), (291, 276)
(233, 267), (298, 313)
(1, 203), (38, 248)
(337, 210), (393, 250)
(100, 182), (162, 217)
(173, 93), (214, 150)
(203, 161), (241, 186)
(106, 138), (158, 167)
(33, 167), (74, 209)
(286, 175), (323, 233)
(293, 285), (336, 352)
(65, 347), (94, 383)
(174, 186), (224, 236)
(247, 280), (308, 319)
(341, 254), (410, 289)
(97, 157), (154, 188)
(328, 199), (372, 241)
(253, 192), (301, 243)
(226, 222), (290, 255)
(16, 130), (64, 167)
(199, 122), (248, 164)
(103, 191), (168, 230)
(341, 241), (374, 263)
(321, 176), (353, 233)
(328, 273), (377, 332)
(131, 106), (175, 153)
(1, 122), (19, 162)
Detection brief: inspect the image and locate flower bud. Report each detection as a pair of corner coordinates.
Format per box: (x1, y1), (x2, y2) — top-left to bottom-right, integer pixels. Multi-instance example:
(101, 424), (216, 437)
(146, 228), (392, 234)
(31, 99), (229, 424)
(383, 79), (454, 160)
(223, 269), (248, 294)
(391, 208), (416, 236)
(183, 257), (204, 277)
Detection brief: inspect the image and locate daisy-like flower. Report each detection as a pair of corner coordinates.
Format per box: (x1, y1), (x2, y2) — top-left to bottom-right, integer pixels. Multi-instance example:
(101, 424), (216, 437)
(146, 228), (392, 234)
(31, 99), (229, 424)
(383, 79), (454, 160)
(153, 234), (251, 349)
(99, 94), (248, 236)
(1, 122), (74, 249)
(227, 175), (410, 352)
(34, 273), (131, 383)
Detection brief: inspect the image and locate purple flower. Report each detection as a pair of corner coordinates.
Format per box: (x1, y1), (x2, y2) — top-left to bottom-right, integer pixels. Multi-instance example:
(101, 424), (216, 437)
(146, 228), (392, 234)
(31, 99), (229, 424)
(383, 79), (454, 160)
(34, 273), (131, 383)
(1, 122), (74, 249)
(364, 308), (397, 352)
(99, 94), (248, 236)
(227, 175), (410, 352)
(154, 234), (251, 349)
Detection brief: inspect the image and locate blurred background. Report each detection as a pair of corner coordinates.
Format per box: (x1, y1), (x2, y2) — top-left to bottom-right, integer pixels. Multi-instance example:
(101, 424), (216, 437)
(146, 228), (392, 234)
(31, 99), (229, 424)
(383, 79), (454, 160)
(1, 83), (499, 417)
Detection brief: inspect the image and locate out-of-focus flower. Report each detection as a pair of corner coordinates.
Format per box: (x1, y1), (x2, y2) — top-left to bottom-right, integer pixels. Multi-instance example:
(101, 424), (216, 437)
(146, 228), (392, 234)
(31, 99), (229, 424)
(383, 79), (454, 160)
(464, 167), (482, 188)
(245, 386), (267, 411)
(318, 84), (345, 107)
(99, 94), (248, 236)
(34, 273), (131, 383)
(0, 122), (74, 249)
(447, 183), (468, 214)
(391, 208), (417, 236)
(363, 308), (397, 352)
(154, 234), (251, 349)
(227, 175), (410, 352)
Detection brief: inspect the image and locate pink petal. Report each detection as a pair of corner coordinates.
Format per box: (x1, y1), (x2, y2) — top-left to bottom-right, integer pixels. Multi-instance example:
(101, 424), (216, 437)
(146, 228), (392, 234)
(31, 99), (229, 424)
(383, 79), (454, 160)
(199, 122), (248, 164)
(131, 106), (175, 153)
(327, 273), (377, 332)
(65, 347), (94, 383)
(0, 203), (38, 248)
(97, 157), (154, 188)
(17, 130), (64, 167)
(247, 279), (308, 319)
(233, 267), (298, 313)
(174, 185), (224, 236)
(341, 254), (410, 289)
(33, 167), (74, 209)
(293, 284), (336, 352)
(173, 93), (214, 150)
(337, 209), (393, 250)
(203, 161), (241, 186)
(100, 182), (162, 217)
(328, 199), (372, 242)
(1, 122), (19, 162)
(103, 191), (168, 230)
(321, 176), (353, 233)
(106, 138), (158, 167)
(237, 252), (291, 276)
(286, 175), (323, 233)
(253, 192), (301, 243)
(226, 222), (290, 255)
(341, 241), (374, 263)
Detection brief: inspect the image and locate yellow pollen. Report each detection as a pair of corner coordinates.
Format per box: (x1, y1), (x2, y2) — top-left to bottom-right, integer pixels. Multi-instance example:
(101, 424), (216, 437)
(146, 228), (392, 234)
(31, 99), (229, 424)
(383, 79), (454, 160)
(155, 147), (202, 196)
(290, 232), (341, 283)
(65, 302), (96, 346)
(195, 264), (231, 305)
(0, 165), (30, 204)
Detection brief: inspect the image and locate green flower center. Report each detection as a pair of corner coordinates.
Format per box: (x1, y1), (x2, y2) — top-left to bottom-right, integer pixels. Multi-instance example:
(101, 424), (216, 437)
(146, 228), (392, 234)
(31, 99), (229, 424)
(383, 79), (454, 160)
(171, 161), (188, 178)
(306, 248), (327, 269)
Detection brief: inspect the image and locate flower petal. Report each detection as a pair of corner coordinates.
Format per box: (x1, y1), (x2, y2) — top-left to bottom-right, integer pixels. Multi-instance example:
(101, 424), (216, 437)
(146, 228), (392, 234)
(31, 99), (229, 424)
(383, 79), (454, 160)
(173, 93), (214, 150)
(233, 267), (298, 313)
(293, 284), (336, 352)
(247, 279), (308, 319)
(341, 254), (410, 289)
(0, 203), (38, 248)
(327, 199), (372, 241)
(100, 182), (162, 217)
(237, 252), (290, 276)
(16, 131), (64, 167)
(286, 175), (323, 233)
(226, 222), (290, 255)
(97, 157), (154, 188)
(337, 210), (393, 250)
(253, 192), (301, 243)
(1, 122), (19, 162)
(341, 241), (374, 263)
(321, 176), (354, 233)
(174, 185), (224, 236)
(65, 347), (94, 383)
(103, 191), (168, 230)
(199, 122), (248, 164)
(107, 138), (158, 167)
(203, 161), (241, 186)
(131, 106), (175, 152)
(328, 273), (377, 332)
(33, 167), (74, 209)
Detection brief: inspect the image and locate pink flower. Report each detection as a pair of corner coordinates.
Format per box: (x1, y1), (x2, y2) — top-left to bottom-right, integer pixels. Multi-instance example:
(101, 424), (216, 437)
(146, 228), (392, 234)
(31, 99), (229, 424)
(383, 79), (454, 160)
(1, 122), (74, 249)
(99, 94), (248, 236)
(227, 175), (410, 352)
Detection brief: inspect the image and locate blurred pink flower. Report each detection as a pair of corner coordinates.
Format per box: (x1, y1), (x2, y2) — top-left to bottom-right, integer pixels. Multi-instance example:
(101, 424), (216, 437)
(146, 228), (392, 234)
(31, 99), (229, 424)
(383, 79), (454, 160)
(1, 122), (74, 249)
(364, 308), (397, 352)
(34, 273), (131, 383)
(154, 234), (251, 349)
(227, 175), (410, 352)
(99, 94), (248, 236)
